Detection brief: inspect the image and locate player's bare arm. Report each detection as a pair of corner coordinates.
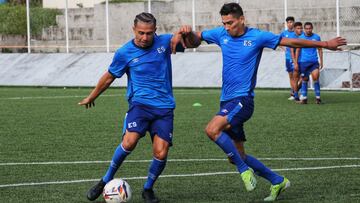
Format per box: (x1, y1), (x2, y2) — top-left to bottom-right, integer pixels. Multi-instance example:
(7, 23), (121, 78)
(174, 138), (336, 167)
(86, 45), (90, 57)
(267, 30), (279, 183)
(78, 71), (115, 108)
(171, 26), (201, 53)
(280, 36), (347, 50)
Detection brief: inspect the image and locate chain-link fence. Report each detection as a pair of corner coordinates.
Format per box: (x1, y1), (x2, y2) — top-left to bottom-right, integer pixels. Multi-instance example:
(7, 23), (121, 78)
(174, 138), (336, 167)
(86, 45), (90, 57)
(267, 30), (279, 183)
(0, 0), (359, 53)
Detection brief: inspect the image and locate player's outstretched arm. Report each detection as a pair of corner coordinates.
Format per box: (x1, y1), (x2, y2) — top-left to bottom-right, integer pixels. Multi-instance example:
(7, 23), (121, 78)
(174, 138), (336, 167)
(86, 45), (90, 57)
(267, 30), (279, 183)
(280, 36), (347, 51)
(171, 25), (201, 53)
(78, 71), (115, 109)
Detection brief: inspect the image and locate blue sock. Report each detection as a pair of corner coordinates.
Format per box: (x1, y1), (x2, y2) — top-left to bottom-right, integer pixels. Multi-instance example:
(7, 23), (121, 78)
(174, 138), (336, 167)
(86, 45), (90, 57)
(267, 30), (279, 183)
(314, 81), (320, 98)
(301, 81), (308, 99)
(245, 155), (283, 185)
(294, 91), (299, 100)
(215, 132), (249, 173)
(103, 143), (131, 183)
(144, 158), (167, 190)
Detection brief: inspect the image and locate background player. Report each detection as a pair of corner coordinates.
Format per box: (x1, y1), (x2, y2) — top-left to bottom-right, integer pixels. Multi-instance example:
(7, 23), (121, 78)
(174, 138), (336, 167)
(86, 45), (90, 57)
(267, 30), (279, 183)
(280, 16), (297, 100)
(292, 21), (304, 101)
(296, 22), (323, 104)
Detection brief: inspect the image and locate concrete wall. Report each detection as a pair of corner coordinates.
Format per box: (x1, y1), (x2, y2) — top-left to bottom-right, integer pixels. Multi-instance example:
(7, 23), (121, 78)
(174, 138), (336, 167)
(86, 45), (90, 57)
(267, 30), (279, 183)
(0, 51), (358, 88)
(43, 0), (105, 9)
(34, 0), (360, 52)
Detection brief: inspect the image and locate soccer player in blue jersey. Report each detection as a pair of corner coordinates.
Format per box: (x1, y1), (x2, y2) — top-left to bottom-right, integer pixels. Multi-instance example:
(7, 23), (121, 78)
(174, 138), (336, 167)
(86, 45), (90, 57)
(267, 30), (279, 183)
(280, 16), (297, 100)
(78, 12), (189, 203)
(296, 22), (323, 104)
(174, 3), (346, 201)
(292, 22), (304, 101)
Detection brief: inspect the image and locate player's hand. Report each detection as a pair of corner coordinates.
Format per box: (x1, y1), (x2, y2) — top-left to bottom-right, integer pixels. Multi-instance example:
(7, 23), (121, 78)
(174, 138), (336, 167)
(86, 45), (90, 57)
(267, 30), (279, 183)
(319, 62), (324, 70)
(179, 25), (192, 35)
(325, 37), (347, 50)
(78, 97), (95, 109)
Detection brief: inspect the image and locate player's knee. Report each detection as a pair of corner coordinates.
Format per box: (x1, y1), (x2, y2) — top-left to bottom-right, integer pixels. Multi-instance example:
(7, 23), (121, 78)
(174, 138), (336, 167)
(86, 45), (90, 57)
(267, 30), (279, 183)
(121, 139), (137, 151)
(153, 149), (168, 160)
(205, 125), (220, 141)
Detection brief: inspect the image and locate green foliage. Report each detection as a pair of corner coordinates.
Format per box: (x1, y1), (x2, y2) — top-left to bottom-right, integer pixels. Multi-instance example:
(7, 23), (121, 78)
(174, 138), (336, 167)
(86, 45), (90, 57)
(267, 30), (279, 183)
(0, 4), (60, 35)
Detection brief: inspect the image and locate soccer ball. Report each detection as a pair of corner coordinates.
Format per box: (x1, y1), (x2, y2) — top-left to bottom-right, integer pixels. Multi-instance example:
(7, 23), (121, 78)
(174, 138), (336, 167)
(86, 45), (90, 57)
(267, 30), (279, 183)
(103, 178), (132, 203)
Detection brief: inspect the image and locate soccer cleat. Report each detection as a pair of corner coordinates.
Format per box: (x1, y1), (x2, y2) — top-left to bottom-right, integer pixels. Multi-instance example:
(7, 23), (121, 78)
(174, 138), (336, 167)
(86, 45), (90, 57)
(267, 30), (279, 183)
(240, 169), (257, 192)
(142, 189), (160, 203)
(296, 99), (307, 104)
(287, 96), (295, 101)
(264, 177), (291, 202)
(87, 179), (106, 201)
(316, 98), (322, 104)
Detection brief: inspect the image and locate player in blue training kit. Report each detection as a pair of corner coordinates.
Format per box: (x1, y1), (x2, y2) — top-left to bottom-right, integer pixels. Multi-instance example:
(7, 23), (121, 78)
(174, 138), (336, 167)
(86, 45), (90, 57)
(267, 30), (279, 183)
(79, 12), (188, 203)
(296, 22), (323, 104)
(292, 22), (304, 101)
(280, 16), (297, 100)
(173, 3), (346, 202)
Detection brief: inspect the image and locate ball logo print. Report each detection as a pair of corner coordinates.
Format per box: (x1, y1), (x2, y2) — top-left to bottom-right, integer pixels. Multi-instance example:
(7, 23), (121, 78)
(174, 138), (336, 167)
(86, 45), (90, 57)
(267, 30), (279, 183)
(103, 179), (132, 203)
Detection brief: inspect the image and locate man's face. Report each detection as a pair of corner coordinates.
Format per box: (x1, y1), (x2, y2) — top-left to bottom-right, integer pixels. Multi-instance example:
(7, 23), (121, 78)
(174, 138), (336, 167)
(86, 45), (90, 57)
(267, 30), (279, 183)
(294, 25), (303, 36)
(304, 25), (313, 36)
(133, 21), (156, 48)
(221, 14), (245, 37)
(286, 20), (294, 30)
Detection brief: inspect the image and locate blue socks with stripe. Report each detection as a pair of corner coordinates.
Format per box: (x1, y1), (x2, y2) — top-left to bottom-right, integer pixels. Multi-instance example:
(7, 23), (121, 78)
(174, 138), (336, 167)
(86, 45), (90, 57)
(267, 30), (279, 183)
(144, 158), (167, 190)
(215, 132), (249, 173)
(301, 81), (308, 99)
(314, 81), (321, 98)
(244, 155), (283, 185)
(103, 143), (131, 183)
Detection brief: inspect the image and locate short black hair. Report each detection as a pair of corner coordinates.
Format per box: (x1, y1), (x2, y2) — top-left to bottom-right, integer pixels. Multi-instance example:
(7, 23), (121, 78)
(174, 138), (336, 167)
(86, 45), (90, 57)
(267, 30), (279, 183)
(304, 22), (313, 28)
(286, 16), (295, 22)
(294, 22), (303, 27)
(220, 3), (243, 18)
(134, 12), (156, 26)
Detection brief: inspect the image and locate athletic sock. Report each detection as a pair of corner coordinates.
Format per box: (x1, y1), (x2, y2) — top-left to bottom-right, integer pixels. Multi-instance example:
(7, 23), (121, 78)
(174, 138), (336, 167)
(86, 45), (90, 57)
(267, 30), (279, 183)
(144, 158), (167, 190)
(301, 81), (308, 99)
(294, 91), (299, 100)
(103, 143), (131, 183)
(245, 155), (283, 185)
(215, 132), (249, 173)
(314, 81), (321, 98)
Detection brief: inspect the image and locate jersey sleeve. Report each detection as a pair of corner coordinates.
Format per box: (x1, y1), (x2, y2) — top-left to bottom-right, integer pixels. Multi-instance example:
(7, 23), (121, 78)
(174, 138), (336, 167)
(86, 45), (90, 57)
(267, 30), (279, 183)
(201, 27), (222, 45)
(108, 49), (128, 78)
(259, 31), (282, 50)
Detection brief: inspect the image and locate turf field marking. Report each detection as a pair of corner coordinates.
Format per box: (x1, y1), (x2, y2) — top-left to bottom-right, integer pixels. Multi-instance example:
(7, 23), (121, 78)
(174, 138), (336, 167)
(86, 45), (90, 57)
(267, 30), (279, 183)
(0, 164), (359, 188)
(1, 157), (360, 166)
(0, 89), (355, 100)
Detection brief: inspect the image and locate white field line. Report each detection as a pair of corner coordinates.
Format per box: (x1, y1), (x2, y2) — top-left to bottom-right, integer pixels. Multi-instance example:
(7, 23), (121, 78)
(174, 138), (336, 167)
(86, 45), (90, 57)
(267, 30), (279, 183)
(1, 157), (359, 166)
(0, 164), (359, 188)
(0, 89), (354, 100)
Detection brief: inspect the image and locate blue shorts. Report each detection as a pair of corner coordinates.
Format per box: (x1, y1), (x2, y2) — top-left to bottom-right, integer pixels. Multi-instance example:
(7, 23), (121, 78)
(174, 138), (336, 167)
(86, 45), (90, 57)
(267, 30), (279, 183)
(122, 102), (174, 145)
(285, 59), (294, 72)
(299, 62), (319, 78)
(216, 96), (254, 141)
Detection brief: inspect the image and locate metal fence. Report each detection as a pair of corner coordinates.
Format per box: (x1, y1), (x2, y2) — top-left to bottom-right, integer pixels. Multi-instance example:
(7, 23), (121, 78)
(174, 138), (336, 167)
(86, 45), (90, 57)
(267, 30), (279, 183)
(0, 0), (355, 53)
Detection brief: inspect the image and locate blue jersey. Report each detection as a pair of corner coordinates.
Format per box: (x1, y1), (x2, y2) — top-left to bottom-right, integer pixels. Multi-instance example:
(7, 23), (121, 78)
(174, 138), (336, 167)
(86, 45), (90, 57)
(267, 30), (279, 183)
(280, 29), (296, 60)
(298, 33), (321, 63)
(108, 34), (178, 108)
(201, 27), (281, 101)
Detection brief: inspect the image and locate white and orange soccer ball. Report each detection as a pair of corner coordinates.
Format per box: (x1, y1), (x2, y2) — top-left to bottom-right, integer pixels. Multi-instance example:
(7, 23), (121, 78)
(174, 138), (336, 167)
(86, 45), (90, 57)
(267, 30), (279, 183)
(102, 179), (132, 203)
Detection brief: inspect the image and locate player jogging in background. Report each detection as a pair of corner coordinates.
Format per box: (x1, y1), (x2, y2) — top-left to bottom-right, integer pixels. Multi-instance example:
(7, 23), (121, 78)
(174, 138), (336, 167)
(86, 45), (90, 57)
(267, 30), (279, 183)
(172, 2), (346, 201)
(280, 16), (297, 100)
(79, 12), (190, 203)
(296, 22), (323, 104)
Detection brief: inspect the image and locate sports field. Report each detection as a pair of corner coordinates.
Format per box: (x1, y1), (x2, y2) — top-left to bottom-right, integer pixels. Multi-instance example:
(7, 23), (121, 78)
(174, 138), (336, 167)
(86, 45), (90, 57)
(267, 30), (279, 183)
(0, 87), (359, 203)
